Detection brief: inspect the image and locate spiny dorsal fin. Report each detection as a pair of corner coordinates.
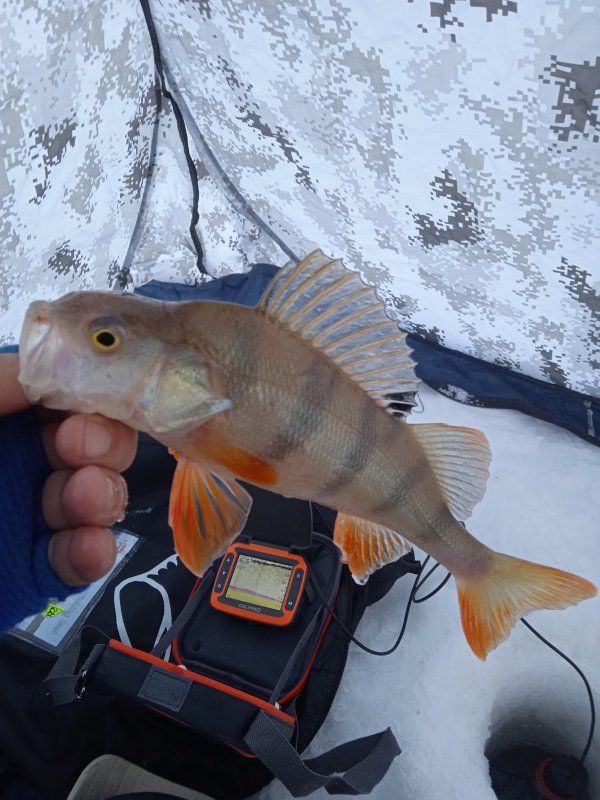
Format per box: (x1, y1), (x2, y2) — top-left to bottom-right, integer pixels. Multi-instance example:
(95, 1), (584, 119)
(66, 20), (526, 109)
(411, 423), (491, 520)
(258, 250), (419, 418)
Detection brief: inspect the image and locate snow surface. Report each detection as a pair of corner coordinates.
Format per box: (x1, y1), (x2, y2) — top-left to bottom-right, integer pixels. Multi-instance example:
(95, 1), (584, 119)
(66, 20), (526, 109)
(256, 383), (600, 800)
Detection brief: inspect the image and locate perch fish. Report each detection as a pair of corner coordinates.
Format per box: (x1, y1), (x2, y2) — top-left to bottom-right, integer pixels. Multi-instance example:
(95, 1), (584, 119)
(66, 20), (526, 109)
(18, 252), (596, 659)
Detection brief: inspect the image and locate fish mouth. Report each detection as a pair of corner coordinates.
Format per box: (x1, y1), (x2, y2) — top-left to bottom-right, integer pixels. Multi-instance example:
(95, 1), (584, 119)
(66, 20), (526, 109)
(18, 301), (74, 407)
(19, 300), (138, 421)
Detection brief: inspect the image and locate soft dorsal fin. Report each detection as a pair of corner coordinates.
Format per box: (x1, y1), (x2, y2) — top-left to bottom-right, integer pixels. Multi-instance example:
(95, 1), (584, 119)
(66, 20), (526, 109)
(411, 423), (491, 520)
(258, 250), (419, 418)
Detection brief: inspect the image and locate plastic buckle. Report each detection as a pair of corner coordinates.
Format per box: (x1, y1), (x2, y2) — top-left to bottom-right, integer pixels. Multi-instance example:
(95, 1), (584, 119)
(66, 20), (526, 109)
(75, 668), (88, 700)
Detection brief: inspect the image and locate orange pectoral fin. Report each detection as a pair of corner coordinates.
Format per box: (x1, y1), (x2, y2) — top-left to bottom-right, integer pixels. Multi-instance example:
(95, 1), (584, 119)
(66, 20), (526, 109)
(333, 512), (412, 585)
(168, 456), (253, 576)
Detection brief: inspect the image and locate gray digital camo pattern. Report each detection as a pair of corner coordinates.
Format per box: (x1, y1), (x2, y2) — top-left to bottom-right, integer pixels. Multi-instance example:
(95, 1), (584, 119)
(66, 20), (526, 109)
(1, 1), (599, 398)
(0, 1), (155, 338)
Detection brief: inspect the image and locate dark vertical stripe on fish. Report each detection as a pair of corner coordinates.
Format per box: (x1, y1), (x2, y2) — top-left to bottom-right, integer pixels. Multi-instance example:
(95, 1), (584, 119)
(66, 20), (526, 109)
(368, 455), (432, 516)
(262, 359), (337, 461)
(321, 393), (377, 496)
(369, 454), (449, 531)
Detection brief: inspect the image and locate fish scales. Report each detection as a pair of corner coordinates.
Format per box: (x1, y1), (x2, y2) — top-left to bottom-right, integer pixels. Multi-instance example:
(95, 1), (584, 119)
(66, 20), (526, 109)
(17, 250), (597, 659)
(182, 301), (471, 566)
(184, 302), (386, 498)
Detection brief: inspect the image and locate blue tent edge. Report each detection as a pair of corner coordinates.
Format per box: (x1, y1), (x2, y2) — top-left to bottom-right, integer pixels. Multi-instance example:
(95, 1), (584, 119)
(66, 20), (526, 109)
(406, 335), (598, 446)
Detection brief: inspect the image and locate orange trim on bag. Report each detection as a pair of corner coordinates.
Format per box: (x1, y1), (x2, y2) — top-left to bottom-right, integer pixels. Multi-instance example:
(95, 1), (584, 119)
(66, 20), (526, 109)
(108, 639), (295, 725)
(173, 582), (340, 708)
(228, 742), (259, 759)
(172, 635), (183, 665)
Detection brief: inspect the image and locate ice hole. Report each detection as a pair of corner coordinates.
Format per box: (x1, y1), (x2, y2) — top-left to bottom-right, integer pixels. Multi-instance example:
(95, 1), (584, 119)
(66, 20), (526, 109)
(486, 684), (597, 799)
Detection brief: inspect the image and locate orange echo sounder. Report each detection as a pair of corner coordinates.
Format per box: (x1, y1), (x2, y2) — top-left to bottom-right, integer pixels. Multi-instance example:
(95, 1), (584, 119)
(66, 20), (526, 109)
(210, 542), (308, 626)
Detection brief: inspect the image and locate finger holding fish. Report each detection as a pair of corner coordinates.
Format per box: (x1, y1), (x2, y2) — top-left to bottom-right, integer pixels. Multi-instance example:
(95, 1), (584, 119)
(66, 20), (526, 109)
(40, 411), (134, 585)
(42, 466), (127, 530)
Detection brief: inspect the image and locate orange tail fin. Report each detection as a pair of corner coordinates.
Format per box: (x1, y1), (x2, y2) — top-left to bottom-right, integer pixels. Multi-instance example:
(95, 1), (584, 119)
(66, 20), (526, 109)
(456, 554), (597, 660)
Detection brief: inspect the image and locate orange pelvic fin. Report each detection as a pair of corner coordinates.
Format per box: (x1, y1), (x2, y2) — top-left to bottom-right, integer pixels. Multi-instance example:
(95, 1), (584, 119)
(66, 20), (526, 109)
(215, 443), (278, 487)
(192, 428), (278, 488)
(168, 456), (252, 576)
(457, 553), (597, 660)
(333, 512), (412, 584)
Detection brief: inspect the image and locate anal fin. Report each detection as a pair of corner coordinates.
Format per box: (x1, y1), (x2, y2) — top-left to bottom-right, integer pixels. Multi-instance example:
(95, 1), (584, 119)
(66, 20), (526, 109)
(168, 455), (252, 576)
(334, 512), (412, 584)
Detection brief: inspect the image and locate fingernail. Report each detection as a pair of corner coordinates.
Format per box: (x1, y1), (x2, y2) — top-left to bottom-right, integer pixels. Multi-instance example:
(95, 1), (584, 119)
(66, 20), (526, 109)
(83, 420), (112, 459)
(105, 476), (128, 523)
(100, 536), (118, 573)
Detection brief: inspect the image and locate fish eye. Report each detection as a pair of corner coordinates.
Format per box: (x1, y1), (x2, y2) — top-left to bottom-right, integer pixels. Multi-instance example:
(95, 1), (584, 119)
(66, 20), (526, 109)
(91, 326), (122, 353)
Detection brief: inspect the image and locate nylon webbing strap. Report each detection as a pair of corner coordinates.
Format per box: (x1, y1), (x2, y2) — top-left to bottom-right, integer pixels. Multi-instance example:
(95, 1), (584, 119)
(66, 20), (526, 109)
(44, 638), (106, 705)
(150, 581), (208, 658)
(244, 711), (401, 796)
(269, 611), (321, 704)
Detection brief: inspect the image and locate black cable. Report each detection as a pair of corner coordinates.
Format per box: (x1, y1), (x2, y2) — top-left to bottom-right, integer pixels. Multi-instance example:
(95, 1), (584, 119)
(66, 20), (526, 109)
(520, 618), (595, 764)
(311, 504), (448, 655)
(413, 561), (451, 603)
(308, 558), (425, 657)
(119, 76), (163, 287)
(138, 0), (207, 276)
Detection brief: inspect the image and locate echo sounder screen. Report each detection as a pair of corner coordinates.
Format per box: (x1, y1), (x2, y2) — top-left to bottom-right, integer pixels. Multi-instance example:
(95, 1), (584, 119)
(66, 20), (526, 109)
(225, 554), (293, 611)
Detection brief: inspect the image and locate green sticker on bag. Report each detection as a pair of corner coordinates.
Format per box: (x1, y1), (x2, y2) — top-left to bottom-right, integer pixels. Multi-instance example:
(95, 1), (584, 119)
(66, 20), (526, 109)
(42, 603), (65, 618)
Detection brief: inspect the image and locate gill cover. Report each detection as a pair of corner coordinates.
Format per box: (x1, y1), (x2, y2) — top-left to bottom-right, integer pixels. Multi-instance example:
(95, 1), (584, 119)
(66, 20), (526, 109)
(139, 347), (232, 434)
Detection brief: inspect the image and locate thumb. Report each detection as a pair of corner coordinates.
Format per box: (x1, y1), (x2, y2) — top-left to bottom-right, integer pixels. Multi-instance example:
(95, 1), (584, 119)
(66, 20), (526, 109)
(0, 353), (30, 416)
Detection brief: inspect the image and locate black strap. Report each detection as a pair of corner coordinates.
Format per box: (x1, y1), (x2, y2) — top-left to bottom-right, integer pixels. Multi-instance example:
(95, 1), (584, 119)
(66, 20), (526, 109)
(269, 611), (321, 704)
(43, 629), (108, 705)
(244, 711), (401, 796)
(150, 578), (209, 657)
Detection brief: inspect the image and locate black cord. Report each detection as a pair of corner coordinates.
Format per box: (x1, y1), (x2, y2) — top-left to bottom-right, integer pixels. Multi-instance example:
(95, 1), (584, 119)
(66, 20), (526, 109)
(308, 558), (425, 657)
(119, 76), (163, 287)
(138, 0), (207, 276)
(311, 503), (448, 655)
(520, 618), (595, 764)
(413, 560), (451, 603)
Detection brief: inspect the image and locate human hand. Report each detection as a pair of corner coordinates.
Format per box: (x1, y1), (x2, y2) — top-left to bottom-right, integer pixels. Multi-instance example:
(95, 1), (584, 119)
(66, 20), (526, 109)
(1, 352), (137, 587)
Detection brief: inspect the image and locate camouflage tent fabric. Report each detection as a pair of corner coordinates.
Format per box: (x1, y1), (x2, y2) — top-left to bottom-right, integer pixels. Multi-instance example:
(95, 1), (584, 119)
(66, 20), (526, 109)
(1, 0), (599, 398)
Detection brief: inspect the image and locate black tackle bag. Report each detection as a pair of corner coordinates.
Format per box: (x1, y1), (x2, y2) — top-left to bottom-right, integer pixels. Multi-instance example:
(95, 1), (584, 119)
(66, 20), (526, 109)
(0, 432), (419, 800)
